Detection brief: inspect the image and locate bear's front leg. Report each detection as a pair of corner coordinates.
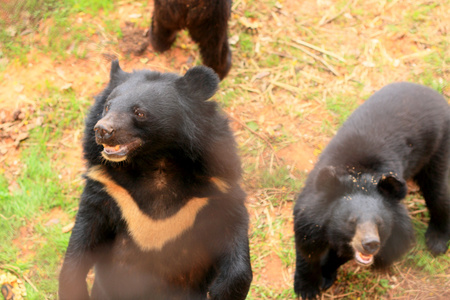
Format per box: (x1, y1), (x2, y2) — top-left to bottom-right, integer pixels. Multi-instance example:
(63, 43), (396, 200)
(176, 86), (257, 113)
(59, 219), (96, 300)
(59, 185), (116, 299)
(320, 249), (351, 291)
(294, 249), (323, 300)
(208, 235), (252, 300)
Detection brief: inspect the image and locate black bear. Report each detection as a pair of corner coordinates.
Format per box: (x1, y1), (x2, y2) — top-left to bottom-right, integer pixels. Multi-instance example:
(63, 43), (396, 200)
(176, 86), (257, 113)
(150, 0), (232, 80)
(59, 61), (252, 299)
(293, 82), (450, 299)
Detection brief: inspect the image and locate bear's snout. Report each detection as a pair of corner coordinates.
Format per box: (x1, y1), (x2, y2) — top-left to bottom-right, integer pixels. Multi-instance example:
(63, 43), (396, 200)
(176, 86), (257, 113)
(351, 221), (380, 265)
(352, 222), (380, 253)
(94, 120), (115, 142)
(361, 237), (380, 254)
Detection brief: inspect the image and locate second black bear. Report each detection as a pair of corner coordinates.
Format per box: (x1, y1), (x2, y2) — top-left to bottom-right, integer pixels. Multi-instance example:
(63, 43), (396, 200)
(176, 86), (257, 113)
(59, 61), (252, 299)
(293, 82), (450, 299)
(150, 0), (232, 80)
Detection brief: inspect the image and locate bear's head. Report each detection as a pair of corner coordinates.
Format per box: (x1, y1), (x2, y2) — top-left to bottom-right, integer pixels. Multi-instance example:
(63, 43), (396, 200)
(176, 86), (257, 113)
(316, 166), (408, 266)
(88, 61), (220, 164)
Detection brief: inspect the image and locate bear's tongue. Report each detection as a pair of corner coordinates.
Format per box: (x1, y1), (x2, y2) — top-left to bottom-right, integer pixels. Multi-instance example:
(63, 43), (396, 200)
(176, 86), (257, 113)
(103, 144), (127, 155)
(355, 251), (374, 265)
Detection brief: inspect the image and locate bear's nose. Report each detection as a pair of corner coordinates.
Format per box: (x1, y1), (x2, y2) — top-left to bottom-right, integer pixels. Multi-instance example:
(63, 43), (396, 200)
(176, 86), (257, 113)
(362, 238), (380, 254)
(94, 121), (115, 141)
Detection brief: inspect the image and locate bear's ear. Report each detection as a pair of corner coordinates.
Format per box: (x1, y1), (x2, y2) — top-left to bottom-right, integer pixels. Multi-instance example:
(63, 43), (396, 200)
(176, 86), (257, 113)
(377, 174), (407, 200)
(176, 66), (219, 101)
(108, 60), (128, 88)
(315, 166), (343, 196)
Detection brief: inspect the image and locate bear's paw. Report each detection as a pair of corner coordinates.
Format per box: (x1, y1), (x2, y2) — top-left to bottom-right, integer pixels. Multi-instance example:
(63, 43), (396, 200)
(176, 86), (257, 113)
(425, 226), (449, 256)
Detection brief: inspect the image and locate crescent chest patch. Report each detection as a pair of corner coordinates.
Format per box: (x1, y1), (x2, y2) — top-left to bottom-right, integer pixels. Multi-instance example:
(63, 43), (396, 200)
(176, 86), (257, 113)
(87, 166), (209, 252)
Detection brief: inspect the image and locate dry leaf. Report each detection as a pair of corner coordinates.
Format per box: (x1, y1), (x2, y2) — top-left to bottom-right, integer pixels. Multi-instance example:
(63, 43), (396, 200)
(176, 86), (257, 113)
(14, 132), (29, 146)
(129, 13), (142, 19)
(255, 71), (270, 80)
(60, 83), (72, 91)
(55, 67), (69, 81)
(5, 26), (17, 37)
(14, 84), (24, 93)
(62, 222), (75, 233)
(239, 17), (260, 31)
(229, 34), (239, 46)
(45, 218), (60, 227)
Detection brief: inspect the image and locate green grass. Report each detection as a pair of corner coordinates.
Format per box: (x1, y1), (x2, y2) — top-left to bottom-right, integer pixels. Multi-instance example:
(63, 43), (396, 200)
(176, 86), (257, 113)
(66, 0), (115, 14)
(104, 19), (123, 38)
(0, 0), (65, 61)
(248, 285), (295, 299)
(258, 166), (303, 192)
(261, 54), (281, 68)
(406, 2), (439, 23)
(0, 0), (120, 62)
(0, 136), (76, 298)
(0, 85), (88, 298)
(239, 33), (255, 55)
(405, 220), (450, 274)
(326, 94), (358, 126)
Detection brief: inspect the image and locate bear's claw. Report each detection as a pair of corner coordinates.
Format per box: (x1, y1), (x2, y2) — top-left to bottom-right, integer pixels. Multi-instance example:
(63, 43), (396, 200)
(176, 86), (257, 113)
(425, 227), (449, 256)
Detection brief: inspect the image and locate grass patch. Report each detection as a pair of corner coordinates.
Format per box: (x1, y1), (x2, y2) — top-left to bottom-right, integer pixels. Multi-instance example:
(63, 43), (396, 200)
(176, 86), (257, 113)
(0, 0), (65, 60)
(66, 0), (115, 14)
(0, 0), (117, 61)
(0, 131), (77, 298)
(248, 285), (295, 299)
(337, 268), (392, 299)
(258, 165), (303, 192)
(405, 220), (450, 274)
(239, 32), (255, 55)
(325, 94), (358, 126)
(0, 86), (88, 297)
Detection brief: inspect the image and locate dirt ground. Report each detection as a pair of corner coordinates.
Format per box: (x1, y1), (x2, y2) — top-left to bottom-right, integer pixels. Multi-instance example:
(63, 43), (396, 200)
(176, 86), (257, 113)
(0, 0), (449, 299)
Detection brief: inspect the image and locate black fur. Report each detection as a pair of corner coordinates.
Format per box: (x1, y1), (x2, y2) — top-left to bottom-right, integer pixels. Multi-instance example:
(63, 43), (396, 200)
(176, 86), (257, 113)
(59, 61), (252, 300)
(150, 0), (232, 80)
(293, 82), (450, 299)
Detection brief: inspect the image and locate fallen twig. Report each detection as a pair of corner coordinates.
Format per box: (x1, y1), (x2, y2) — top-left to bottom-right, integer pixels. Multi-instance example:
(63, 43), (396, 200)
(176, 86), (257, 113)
(318, 0), (356, 26)
(286, 42), (340, 76)
(22, 275), (43, 297)
(270, 80), (302, 94)
(409, 209), (428, 215)
(293, 39), (346, 63)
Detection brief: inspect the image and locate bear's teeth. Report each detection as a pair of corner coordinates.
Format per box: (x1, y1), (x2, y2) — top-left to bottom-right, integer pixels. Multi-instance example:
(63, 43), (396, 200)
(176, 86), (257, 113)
(360, 253), (372, 260)
(103, 145), (125, 154)
(356, 251), (373, 265)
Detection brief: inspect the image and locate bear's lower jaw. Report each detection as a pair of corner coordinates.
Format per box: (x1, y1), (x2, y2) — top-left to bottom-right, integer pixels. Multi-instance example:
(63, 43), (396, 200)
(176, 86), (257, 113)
(101, 151), (128, 162)
(354, 250), (374, 266)
(100, 140), (142, 162)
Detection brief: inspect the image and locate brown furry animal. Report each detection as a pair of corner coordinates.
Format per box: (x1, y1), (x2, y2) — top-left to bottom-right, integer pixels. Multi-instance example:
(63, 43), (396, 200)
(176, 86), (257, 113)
(150, 0), (232, 80)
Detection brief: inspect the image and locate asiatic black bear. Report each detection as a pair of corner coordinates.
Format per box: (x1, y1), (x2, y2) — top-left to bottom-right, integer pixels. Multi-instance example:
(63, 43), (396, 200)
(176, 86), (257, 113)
(59, 61), (252, 299)
(293, 82), (450, 299)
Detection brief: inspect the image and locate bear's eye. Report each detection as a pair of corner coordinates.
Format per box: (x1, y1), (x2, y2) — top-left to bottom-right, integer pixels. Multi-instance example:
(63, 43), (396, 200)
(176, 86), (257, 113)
(134, 108), (146, 119)
(104, 104), (110, 113)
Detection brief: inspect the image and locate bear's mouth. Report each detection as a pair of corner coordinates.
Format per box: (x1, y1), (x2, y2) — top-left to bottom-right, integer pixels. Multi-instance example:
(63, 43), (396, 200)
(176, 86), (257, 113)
(354, 250), (374, 266)
(101, 139), (142, 162)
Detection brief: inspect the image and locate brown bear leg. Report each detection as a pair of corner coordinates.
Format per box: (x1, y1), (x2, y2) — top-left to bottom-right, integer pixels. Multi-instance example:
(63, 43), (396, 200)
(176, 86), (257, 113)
(149, 2), (178, 53)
